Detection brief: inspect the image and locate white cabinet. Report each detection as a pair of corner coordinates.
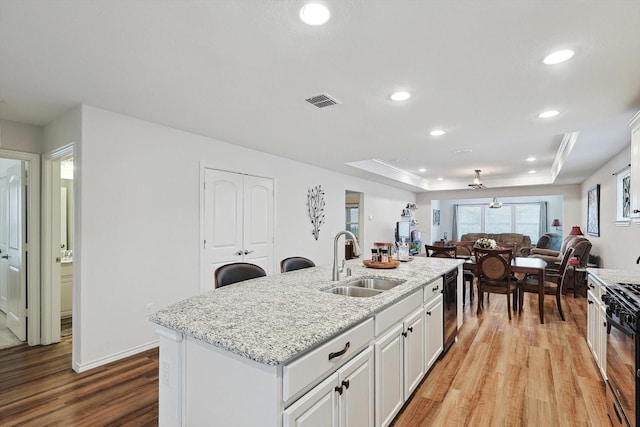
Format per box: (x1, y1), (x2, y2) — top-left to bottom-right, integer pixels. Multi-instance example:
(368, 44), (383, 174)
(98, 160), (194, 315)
(586, 275), (606, 379)
(424, 293), (444, 372)
(284, 347), (374, 427)
(403, 308), (425, 399)
(374, 289), (424, 427)
(630, 111), (640, 222)
(60, 262), (72, 318)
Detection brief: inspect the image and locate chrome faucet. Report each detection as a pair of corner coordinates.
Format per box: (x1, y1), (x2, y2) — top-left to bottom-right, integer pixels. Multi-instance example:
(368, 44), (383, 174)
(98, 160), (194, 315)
(332, 230), (362, 281)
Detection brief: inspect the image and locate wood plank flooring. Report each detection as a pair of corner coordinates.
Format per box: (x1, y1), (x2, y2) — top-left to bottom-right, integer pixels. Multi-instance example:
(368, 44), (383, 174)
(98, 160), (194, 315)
(0, 292), (608, 426)
(393, 291), (609, 426)
(0, 337), (158, 426)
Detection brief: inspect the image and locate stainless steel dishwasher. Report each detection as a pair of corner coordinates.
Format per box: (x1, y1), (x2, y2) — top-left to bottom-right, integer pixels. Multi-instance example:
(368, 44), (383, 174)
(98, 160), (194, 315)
(442, 268), (458, 354)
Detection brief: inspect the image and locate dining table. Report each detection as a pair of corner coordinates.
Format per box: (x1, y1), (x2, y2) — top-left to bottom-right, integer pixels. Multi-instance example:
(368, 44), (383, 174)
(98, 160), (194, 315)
(463, 256), (548, 323)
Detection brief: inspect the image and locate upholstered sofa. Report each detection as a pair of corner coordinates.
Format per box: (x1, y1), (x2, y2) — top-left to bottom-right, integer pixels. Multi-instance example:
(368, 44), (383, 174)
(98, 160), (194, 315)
(458, 233), (532, 257)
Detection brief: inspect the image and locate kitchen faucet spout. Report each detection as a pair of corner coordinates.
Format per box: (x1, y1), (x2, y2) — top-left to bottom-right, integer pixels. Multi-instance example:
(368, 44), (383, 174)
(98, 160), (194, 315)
(332, 230), (361, 281)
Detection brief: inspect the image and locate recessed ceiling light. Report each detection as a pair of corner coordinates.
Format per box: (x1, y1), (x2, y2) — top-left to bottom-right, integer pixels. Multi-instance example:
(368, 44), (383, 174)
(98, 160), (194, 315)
(390, 91), (411, 102)
(429, 130), (446, 136)
(543, 49), (575, 65)
(437, 177), (444, 181)
(526, 157), (536, 162)
(419, 168), (426, 172)
(529, 170), (536, 174)
(299, 3), (330, 26)
(538, 110), (559, 119)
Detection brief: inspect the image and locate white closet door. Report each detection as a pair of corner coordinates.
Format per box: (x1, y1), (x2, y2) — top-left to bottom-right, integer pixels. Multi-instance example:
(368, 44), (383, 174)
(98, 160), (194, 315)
(242, 175), (273, 274)
(202, 169), (274, 292)
(0, 176), (8, 313)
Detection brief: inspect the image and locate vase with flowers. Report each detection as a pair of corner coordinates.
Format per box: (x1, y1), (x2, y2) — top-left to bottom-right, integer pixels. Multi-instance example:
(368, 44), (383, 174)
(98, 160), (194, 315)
(474, 237), (497, 249)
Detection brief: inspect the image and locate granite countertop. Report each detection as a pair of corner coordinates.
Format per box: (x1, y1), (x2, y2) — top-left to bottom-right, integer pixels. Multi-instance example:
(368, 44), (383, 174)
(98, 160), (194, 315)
(150, 257), (461, 366)
(587, 268), (640, 286)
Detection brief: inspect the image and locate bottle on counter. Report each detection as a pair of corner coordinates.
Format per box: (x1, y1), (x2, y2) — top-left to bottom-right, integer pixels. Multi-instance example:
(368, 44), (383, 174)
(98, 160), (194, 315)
(380, 248), (389, 263)
(371, 248), (379, 263)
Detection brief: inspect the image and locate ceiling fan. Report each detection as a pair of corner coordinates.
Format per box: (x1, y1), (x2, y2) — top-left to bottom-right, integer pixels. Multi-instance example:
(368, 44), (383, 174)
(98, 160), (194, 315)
(468, 169), (487, 190)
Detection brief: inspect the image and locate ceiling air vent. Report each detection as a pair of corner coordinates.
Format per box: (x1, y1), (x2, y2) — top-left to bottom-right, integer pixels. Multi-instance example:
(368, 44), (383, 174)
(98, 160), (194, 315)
(305, 93), (342, 108)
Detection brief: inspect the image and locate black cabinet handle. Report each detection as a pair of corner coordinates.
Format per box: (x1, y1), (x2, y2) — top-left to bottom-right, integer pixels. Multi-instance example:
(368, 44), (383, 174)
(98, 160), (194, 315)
(588, 300), (593, 305)
(426, 311), (432, 316)
(408, 326), (413, 333)
(335, 385), (343, 395)
(342, 380), (350, 390)
(432, 285), (439, 292)
(328, 342), (350, 361)
(402, 331), (408, 337)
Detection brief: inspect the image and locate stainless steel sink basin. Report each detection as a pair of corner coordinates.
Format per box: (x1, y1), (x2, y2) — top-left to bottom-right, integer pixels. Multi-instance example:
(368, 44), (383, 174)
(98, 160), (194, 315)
(344, 277), (406, 291)
(325, 286), (382, 297)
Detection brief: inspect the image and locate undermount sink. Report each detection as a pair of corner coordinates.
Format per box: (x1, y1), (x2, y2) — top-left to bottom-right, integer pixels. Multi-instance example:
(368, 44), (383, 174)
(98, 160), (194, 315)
(325, 277), (406, 297)
(325, 286), (382, 297)
(345, 277), (406, 291)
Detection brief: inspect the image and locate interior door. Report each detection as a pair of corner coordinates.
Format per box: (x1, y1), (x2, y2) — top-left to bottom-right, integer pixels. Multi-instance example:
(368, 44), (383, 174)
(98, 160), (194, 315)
(203, 169), (244, 290)
(202, 169), (274, 291)
(6, 162), (26, 341)
(0, 176), (8, 313)
(242, 175), (273, 274)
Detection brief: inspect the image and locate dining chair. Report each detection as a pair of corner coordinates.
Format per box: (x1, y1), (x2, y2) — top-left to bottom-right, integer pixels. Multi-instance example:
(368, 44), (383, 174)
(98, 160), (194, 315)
(214, 262), (266, 288)
(425, 244), (456, 258)
(517, 247), (575, 321)
(280, 256), (316, 273)
(473, 247), (515, 319)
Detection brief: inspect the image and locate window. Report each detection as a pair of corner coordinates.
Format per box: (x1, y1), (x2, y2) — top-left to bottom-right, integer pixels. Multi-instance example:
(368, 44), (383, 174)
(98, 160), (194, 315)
(345, 205), (359, 240)
(616, 166), (631, 226)
(456, 203), (542, 241)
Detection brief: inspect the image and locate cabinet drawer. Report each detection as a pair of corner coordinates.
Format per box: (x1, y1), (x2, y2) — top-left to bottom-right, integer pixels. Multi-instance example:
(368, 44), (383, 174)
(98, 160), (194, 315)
(375, 289), (422, 336)
(424, 277), (444, 302)
(283, 317), (374, 402)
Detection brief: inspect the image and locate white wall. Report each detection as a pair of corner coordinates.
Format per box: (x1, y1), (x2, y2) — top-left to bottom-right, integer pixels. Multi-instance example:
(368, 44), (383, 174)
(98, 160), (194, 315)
(581, 146), (640, 270)
(0, 119), (43, 153)
(415, 185), (581, 244)
(56, 105), (414, 369)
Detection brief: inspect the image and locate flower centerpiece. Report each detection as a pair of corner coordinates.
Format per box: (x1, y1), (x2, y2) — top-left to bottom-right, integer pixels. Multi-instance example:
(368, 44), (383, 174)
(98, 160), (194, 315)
(474, 237), (497, 249)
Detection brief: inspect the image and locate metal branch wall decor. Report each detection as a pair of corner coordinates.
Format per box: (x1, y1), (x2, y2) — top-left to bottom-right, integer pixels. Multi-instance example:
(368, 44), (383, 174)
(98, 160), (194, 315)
(307, 185), (325, 240)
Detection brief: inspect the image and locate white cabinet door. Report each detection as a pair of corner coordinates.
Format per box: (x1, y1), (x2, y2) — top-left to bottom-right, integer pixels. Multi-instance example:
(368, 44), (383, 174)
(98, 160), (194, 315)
(403, 307), (425, 399)
(284, 372), (339, 427)
(375, 324), (404, 427)
(339, 347), (374, 427)
(424, 293), (444, 372)
(586, 289), (598, 360)
(202, 169), (274, 291)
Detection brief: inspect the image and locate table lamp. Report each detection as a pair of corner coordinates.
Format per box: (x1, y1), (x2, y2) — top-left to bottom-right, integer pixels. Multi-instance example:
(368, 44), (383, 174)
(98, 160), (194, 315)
(551, 219), (561, 230)
(569, 226), (584, 236)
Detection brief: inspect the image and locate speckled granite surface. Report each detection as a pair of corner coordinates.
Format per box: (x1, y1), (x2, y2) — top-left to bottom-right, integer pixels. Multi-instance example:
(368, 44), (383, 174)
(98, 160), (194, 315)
(150, 257), (461, 365)
(588, 268), (640, 287)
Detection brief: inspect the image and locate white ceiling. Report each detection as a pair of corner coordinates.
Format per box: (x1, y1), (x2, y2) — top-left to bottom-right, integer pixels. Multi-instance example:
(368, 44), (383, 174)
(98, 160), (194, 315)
(1, 0), (639, 192)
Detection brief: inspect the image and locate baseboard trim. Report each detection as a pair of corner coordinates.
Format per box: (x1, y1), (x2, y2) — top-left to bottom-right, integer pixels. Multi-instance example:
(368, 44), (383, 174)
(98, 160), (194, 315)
(73, 340), (159, 373)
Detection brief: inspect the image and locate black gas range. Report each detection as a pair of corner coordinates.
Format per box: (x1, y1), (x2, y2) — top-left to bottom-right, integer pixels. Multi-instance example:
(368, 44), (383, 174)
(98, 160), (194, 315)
(602, 282), (640, 426)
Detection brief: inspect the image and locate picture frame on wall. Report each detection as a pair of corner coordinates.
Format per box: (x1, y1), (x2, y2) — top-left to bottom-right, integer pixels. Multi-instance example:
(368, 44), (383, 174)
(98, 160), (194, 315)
(587, 184), (600, 236)
(433, 209), (440, 226)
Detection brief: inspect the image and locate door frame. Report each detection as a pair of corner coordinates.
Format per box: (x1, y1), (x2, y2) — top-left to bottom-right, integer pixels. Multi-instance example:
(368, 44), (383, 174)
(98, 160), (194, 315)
(0, 149), (40, 345)
(41, 143), (74, 345)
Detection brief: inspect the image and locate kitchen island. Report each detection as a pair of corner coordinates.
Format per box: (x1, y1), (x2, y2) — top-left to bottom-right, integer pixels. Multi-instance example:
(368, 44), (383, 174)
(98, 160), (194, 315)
(151, 257), (463, 427)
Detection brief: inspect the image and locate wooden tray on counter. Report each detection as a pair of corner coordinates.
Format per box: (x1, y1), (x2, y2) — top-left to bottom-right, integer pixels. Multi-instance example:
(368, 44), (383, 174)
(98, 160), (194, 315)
(363, 259), (400, 269)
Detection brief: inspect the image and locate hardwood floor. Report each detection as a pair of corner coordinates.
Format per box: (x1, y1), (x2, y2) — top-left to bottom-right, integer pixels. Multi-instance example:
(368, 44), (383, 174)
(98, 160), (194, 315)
(393, 291), (609, 427)
(0, 337), (158, 426)
(0, 292), (607, 426)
